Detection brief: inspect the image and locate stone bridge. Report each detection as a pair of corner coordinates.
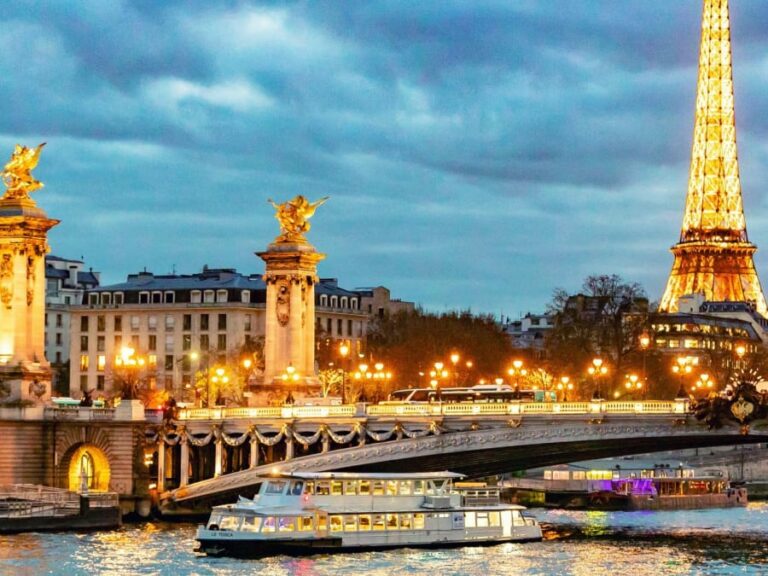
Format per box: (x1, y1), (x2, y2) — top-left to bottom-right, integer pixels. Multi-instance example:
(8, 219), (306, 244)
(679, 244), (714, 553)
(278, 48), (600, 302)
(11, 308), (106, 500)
(157, 399), (768, 513)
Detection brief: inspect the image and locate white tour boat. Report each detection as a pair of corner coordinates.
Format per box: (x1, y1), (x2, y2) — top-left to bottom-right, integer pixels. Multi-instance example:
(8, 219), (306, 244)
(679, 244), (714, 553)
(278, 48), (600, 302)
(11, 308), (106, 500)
(195, 471), (542, 557)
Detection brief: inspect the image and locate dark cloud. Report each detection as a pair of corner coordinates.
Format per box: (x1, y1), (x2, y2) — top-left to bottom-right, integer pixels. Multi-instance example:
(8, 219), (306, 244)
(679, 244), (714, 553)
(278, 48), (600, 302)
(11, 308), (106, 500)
(1, 0), (767, 315)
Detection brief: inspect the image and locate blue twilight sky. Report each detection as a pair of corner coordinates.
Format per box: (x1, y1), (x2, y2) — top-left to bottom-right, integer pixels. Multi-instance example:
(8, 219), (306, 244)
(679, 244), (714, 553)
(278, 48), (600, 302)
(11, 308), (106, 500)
(3, 1), (768, 318)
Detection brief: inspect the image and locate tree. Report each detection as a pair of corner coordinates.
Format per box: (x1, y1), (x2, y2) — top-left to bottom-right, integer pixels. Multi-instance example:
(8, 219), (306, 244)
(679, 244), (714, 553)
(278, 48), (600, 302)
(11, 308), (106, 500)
(544, 274), (648, 398)
(366, 308), (515, 394)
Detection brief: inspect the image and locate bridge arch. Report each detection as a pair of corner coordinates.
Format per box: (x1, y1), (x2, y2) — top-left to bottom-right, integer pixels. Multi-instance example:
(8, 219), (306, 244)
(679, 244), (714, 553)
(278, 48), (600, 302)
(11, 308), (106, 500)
(56, 426), (115, 492)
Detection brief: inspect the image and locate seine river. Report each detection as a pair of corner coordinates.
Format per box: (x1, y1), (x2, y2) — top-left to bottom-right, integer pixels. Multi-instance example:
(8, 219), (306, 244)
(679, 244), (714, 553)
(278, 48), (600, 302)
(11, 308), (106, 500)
(2, 504), (768, 575)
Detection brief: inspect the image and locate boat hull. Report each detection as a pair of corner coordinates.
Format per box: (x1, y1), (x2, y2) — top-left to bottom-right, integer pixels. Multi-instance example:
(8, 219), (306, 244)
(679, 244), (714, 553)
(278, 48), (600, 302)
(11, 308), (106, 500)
(196, 533), (542, 558)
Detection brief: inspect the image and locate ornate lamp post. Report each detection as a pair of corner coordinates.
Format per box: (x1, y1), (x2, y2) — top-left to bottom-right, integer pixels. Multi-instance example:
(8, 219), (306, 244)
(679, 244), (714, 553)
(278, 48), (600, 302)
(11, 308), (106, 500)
(588, 358), (608, 399)
(507, 359), (527, 398)
(639, 333), (650, 391)
(672, 356), (697, 398)
(429, 361), (449, 401)
(624, 373), (641, 399)
(558, 376), (571, 402)
(450, 353), (460, 386)
(339, 343), (350, 404)
(208, 366), (230, 408)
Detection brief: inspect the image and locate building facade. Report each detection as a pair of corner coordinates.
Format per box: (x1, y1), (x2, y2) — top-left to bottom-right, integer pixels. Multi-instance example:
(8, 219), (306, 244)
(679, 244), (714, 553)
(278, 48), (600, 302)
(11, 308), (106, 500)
(44, 255), (100, 394)
(68, 267), (371, 400)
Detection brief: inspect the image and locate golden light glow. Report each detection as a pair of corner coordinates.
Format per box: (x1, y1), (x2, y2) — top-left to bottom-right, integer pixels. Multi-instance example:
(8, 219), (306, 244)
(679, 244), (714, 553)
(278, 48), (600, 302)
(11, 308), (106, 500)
(339, 343), (350, 358)
(660, 0), (767, 315)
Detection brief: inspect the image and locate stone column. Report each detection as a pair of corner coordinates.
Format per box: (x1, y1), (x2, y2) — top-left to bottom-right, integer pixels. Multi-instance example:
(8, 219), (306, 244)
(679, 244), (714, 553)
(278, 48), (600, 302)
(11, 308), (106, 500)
(322, 431), (330, 453)
(179, 436), (189, 488)
(249, 437), (259, 468)
(289, 278), (303, 370)
(263, 279), (278, 383)
(214, 436), (223, 478)
(285, 435), (294, 461)
(156, 440), (166, 493)
(303, 276), (316, 375)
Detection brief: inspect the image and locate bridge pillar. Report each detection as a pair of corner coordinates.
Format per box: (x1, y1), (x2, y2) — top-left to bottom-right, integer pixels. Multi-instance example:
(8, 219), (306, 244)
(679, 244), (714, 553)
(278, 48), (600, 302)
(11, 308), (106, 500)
(214, 438), (222, 477)
(179, 436), (189, 488)
(322, 432), (330, 453)
(156, 440), (165, 493)
(358, 433), (366, 447)
(249, 437), (259, 468)
(285, 437), (294, 461)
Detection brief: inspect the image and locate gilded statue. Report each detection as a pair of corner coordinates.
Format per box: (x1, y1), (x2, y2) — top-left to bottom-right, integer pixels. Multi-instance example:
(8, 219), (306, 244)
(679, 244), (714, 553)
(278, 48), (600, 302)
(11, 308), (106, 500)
(267, 195), (329, 243)
(2, 143), (46, 200)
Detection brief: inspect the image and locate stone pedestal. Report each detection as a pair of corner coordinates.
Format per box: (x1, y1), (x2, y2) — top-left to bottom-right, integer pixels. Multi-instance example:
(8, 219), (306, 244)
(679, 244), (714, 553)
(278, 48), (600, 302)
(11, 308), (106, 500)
(114, 398), (146, 421)
(0, 195), (58, 404)
(256, 241), (325, 396)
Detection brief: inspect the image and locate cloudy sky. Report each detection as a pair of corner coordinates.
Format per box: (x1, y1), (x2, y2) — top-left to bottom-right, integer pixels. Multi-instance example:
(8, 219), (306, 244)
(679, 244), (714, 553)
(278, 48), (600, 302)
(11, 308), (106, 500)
(4, 1), (768, 317)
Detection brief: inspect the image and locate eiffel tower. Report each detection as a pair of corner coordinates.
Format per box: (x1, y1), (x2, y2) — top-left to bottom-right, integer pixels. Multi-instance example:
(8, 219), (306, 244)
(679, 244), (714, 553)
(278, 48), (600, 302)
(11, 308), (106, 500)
(659, 0), (767, 316)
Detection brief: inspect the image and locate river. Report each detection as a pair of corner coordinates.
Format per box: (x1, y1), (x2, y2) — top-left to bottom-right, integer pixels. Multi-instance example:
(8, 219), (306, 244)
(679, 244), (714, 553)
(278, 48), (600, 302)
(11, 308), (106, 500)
(1, 504), (767, 575)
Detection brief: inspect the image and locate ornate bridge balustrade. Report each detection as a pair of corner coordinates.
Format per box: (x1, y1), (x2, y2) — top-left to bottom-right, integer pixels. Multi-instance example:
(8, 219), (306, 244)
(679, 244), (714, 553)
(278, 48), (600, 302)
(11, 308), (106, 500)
(151, 400), (692, 496)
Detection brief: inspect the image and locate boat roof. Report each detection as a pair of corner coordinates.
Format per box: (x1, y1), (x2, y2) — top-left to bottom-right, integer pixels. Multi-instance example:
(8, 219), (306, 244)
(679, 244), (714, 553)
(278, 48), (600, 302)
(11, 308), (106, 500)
(268, 471), (465, 481)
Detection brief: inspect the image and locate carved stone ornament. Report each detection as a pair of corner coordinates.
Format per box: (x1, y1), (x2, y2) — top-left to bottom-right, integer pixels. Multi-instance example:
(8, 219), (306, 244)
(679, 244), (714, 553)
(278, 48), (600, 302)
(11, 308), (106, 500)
(26, 256), (34, 306)
(276, 280), (290, 327)
(0, 253), (12, 309)
(28, 379), (46, 398)
(0, 381), (10, 399)
(731, 396), (755, 423)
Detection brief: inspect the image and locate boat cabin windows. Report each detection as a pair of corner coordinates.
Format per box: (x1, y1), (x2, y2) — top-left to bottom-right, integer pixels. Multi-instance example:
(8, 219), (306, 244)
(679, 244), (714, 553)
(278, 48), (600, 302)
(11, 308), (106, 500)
(299, 516), (314, 531)
(358, 515), (371, 531)
(386, 481), (398, 496)
(241, 516), (262, 532)
(279, 517), (296, 532)
(359, 480), (371, 495)
(316, 481), (331, 495)
(512, 510), (525, 526)
(331, 480), (343, 496)
(465, 511), (500, 528)
(290, 481), (304, 495)
(265, 480), (287, 494)
(373, 481), (385, 495)
(220, 515), (241, 531)
(413, 513), (425, 529)
(413, 480), (425, 495)
(344, 515), (357, 532)
(344, 480), (358, 495)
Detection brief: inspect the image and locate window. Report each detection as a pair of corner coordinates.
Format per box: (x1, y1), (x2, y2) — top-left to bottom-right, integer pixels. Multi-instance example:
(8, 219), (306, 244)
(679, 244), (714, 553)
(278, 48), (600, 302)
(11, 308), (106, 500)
(114, 316), (122, 331)
(217, 334), (227, 351)
(80, 375), (88, 391)
(201, 314), (209, 330)
(344, 515), (357, 532)
(148, 335), (157, 351)
(331, 480), (343, 496)
(241, 290), (250, 303)
(80, 336), (88, 352)
(204, 290), (215, 303)
(89, 293), (98, 305)
(164, 291), (174, 303)
(56, 314), (63, 328)
(97, 355), (106, 371)
(337, 319), (343, 336)
(183, 314), (192, 331)
(191, 290), (201, 304)
(372, 514), (386, 531)
(55, 333), (63, 346)
(80, 355), (89, 370)
(165, 355), (174, 371)
(218, 314), (227, 330)
(148, 354), (157, 368)
(326, 318), (332, 334)
(299, 516), (313, 532)
(241, 516), (262, 533)
(131, 316), (140, 330)
(351, 298), (358, 310)
(114, 335), (122, 349)
(399, 514), (412, 530)
(131, 335), (139, 349)
(413, 513), (425, 530)
(347, 319), (352, 337)
(279, 517), (296, 532)
(165, 335), (174, 351)
(330, 515), (343, 532)
(386, 514), (399, 530)
(101, 293), (111, 305)
(114, 292), (124, 305)
(358, 515), (371, 531)
(200, 334), (209, 350)
(165, 315), (175, 330)
(139, 292), (149, 304)
(245, 314), (252, 331)
(341, 296), (348, 308)
(386, 480), (398, 496)
(152, 292), (162, 304)
(55, 352), (61, 363)
(148, 316), (157, 331)
(331, 296), (338, 308)
(96, 375), (105, 390)
(217, 289), (228, 303)
(372, 481), (385, 496)
(97, 336), (105, 352)
(359, 481), (371, 495)
(320, 295), (328, 306)
(80, 317), (89, 332)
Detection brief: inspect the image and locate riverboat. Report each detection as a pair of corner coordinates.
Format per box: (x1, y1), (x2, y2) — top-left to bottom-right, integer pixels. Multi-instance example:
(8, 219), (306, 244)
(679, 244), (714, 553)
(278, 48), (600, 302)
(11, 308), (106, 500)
(504, 458), (748, 511)
(195, 471), (542, 557)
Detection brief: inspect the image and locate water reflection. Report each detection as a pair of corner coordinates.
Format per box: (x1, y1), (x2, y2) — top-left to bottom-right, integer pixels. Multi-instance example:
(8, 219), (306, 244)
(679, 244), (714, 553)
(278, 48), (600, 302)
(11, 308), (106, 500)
(0, 504), (767, 575)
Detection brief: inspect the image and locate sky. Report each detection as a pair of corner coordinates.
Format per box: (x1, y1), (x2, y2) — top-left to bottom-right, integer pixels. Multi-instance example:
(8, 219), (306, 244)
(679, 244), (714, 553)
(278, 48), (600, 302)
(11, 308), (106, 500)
(4, 1), (768, 318)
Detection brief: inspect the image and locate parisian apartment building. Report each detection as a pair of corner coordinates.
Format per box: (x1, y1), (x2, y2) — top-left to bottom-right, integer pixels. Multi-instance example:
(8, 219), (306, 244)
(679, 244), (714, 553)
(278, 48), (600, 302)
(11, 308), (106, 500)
(64, 265), (412, 398)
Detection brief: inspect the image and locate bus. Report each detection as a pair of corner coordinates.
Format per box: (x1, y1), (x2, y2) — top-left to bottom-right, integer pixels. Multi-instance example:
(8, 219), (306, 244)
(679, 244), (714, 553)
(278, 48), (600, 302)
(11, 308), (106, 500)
(384, 385), (556, 404)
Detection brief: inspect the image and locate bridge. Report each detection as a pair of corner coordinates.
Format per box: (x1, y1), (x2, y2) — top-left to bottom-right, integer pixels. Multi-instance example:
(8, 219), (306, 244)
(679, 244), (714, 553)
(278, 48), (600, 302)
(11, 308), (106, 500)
(156, 398), (768, 513)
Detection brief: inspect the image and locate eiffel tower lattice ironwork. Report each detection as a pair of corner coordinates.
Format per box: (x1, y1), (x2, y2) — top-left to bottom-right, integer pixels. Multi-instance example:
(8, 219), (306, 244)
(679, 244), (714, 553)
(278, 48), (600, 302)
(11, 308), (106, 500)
(659, 0), (767, 316)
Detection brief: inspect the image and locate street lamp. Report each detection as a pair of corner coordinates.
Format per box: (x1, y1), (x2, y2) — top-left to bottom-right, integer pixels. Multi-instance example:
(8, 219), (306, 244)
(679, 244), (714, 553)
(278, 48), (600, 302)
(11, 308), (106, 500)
(558, 376), (571, 402)
(450, 353), (460, 386)
(208, 366), (229, 408)
(588, 358), (608, 399)
(339, 343), (350, 404)
(507, 359), (527, 398)
(672, 356), (697, 398)
(639, 333), (650, 390)
(624, 373), (641, 399)
(430, 361), (449, 401)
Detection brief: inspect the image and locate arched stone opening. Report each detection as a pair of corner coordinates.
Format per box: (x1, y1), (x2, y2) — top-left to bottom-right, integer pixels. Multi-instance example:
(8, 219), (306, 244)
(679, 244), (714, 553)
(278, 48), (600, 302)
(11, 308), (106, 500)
(64, 444), (111, 492)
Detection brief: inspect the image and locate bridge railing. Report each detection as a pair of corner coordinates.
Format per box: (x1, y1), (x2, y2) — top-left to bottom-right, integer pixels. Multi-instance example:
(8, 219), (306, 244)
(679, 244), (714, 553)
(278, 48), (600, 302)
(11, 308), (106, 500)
(44, 406), (116, 421)
(173, 399), (690, 421)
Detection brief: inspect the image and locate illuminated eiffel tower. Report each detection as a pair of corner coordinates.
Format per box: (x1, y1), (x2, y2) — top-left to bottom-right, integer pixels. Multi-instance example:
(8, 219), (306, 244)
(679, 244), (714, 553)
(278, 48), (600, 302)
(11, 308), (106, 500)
(659, 0), (767, 316)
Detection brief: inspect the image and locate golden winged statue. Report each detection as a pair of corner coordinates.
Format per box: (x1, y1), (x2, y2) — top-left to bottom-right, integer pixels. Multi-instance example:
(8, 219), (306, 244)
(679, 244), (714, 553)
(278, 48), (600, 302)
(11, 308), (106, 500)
(2, 143), (46, 200)
(267, 195), (329, 243)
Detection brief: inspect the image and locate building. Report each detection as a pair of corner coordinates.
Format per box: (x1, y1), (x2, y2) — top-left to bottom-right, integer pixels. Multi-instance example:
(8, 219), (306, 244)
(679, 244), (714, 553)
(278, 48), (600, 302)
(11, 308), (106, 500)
(68, 267), (372, 399)
(503, 313), (553, 358)
(44, 255), (100, 394)
(355, 286), (415, 319)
